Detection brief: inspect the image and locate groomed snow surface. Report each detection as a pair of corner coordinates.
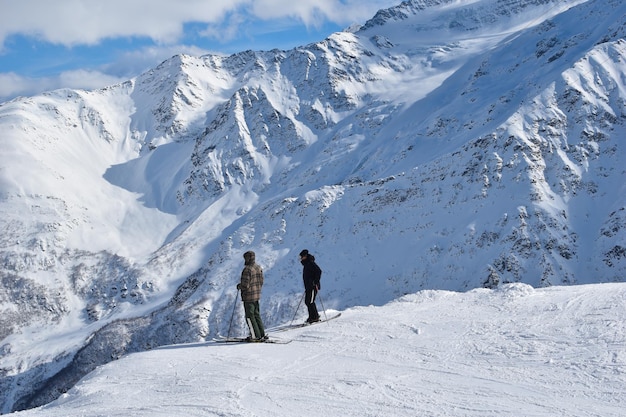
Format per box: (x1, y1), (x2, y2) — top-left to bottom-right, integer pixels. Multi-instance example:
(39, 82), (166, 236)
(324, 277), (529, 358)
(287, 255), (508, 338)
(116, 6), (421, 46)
(13, 282), (625, 417)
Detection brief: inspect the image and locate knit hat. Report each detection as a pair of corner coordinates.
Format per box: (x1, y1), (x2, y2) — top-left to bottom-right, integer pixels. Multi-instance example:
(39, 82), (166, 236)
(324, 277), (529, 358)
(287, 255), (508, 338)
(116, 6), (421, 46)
(299, 249), (309, 257)
(243, 251), (255, 263)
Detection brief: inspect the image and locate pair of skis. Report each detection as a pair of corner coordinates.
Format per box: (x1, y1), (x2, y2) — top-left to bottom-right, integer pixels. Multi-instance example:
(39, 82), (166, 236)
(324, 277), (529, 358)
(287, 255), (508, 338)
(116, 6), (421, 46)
(214, 313), (341, 344)
(213, 336), (292, 344)
(270, 312), (342, 333)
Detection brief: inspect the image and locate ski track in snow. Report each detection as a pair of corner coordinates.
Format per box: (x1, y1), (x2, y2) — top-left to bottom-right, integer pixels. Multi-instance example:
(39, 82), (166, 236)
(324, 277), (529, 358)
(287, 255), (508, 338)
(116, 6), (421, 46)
(13, 283), (626, 417)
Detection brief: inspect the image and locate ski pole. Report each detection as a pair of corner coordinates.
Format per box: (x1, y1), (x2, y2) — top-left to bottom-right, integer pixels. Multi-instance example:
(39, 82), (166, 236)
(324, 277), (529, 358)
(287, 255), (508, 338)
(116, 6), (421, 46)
(290, 292), (305, 325)
(227, 289), (240, 338)
(317, 291), (328, 322)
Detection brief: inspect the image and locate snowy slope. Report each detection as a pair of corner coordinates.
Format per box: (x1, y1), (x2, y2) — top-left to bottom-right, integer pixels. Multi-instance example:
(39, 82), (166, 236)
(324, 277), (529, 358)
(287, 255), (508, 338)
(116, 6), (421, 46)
(11, 282), (626, 417)
(1, 0), (625, 413)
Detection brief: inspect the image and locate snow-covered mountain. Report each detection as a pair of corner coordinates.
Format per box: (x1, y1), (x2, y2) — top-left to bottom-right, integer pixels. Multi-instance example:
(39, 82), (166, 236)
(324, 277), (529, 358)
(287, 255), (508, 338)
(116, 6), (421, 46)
(1, 0), (624, 413)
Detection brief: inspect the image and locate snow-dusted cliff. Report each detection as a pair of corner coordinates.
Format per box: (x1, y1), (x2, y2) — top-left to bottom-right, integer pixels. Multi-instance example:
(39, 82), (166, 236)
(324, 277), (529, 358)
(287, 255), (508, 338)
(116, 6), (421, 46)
(0, 0), (624, 412)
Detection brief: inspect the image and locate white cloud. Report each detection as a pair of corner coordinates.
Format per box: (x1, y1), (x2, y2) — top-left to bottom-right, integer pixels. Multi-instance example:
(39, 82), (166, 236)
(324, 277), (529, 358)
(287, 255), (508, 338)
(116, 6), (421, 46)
(0, 0), (398, 47)
(0, 0), (248, 46)
(0, 70), (125, 102)
(249, 0), (393, 27)
(0, 73), (40, 100)
(200, 12), (250, 44)
(57, 69), (128, 90)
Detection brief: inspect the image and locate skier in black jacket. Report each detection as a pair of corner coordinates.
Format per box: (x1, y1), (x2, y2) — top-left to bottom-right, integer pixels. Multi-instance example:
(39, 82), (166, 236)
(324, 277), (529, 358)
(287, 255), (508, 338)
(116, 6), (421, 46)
(299, 249), (321, 323)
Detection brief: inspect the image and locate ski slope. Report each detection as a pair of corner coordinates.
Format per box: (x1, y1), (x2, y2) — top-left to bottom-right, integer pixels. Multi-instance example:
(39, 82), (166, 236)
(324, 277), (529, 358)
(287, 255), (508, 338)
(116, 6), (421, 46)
(12, 282), (626, 417)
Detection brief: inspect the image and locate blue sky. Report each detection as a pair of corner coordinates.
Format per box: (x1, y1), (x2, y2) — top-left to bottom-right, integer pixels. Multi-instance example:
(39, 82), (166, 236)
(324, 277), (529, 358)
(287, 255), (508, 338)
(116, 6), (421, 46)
(0, 0), (400, 103)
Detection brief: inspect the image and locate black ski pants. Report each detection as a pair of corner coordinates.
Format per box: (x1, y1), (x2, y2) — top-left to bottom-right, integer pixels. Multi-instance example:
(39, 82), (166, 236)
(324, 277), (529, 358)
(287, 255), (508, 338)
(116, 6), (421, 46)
(305, 288), (320, 322)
